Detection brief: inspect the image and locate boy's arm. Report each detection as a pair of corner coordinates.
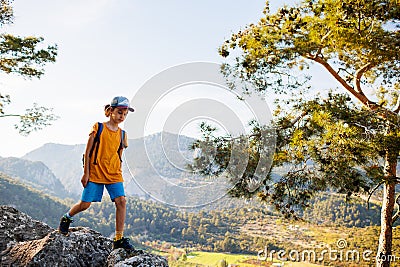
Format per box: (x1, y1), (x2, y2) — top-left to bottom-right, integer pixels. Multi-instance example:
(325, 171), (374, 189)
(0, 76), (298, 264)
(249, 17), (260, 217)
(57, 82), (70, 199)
(123, 132), (128, 148)
(117, 131), (128, 161)
(82, 132), (95, 187)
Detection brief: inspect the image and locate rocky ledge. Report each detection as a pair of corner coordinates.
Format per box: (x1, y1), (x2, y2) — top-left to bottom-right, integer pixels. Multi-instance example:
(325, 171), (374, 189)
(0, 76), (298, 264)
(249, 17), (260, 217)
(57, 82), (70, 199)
(0, 206), (168, 266)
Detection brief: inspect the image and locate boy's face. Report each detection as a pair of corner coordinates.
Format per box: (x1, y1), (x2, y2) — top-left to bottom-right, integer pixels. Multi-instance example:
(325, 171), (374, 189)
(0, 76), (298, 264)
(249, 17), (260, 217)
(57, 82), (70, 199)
(111, 107), (129, 124)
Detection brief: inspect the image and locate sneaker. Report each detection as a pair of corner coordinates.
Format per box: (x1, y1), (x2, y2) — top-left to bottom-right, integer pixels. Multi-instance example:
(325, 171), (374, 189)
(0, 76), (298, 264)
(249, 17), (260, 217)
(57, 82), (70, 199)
(113, 237), (134, 250)
(58, 215), (73, 235)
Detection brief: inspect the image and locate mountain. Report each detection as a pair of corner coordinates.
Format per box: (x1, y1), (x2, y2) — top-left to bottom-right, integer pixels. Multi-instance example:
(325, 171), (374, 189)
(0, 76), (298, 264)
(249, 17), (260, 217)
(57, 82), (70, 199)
(22, 132), (198, 200)
(0, 156), (69, 199)
(23, 143), (85, 199)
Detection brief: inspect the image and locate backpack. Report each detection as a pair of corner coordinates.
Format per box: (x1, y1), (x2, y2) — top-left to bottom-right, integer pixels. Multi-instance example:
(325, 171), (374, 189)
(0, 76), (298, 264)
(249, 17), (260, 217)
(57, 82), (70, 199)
(82, 122), (126, 167)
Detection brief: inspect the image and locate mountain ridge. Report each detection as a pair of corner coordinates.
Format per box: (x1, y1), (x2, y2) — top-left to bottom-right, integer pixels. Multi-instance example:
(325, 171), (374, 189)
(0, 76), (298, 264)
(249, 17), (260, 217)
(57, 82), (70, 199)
(0, 156), (69, 198)
(22, 131), (198, 199)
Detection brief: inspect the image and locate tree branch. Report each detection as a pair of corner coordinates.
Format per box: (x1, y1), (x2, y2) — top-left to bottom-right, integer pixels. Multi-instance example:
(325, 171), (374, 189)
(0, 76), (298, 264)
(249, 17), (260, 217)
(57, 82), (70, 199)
(277, 111), (309, 131)
(338, 68), (354, 78)
(310, 30), (332, 59)
(393, 96), (400, 114)
(308, 56), (378, 110)
(221, 133), (260, 141)
(0, 114), (20, 118)
(354, 62), (374, 94)
(392, 194), (400, 224)
(367, 180), (384, 209)
(321, 30), (332, 43)
(289, 111), (308, 127)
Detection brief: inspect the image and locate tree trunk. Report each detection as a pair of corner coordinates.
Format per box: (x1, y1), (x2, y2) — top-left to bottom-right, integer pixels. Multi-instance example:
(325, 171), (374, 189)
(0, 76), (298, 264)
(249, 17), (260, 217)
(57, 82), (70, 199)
(376, 158), (397, 267)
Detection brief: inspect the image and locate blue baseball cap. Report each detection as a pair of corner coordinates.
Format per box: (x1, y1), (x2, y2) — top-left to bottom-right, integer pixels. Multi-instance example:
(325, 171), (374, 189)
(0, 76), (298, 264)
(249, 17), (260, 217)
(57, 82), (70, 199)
(110, 96), (134, 112)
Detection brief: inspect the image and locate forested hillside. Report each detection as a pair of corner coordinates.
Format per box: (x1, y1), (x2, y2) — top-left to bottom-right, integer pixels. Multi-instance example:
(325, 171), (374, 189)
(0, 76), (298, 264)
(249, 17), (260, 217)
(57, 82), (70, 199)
(0, 173), (70, 227)
(302, 193), (383, 227)
(0, 171), (391, 258)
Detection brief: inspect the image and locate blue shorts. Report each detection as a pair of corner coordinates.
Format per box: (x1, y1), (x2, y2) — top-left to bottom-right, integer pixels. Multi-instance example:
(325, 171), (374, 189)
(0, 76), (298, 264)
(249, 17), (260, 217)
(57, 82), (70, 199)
(81, 182), (125, 202)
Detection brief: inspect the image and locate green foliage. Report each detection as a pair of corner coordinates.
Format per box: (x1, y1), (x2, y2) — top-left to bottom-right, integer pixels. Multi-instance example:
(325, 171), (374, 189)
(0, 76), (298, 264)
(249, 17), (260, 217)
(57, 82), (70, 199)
(0, 97), (59, 135)
(13, 103), (59, 136)
(192, 91), (400, 219)
(194, 4), (400, 266)
(266, 92), (400, 215)
(0, 93), (10, 115)
(220, 0), (399, 97)
(0, 34), (57, 78)
(0, 0), (13, 27)
(192, 0), (400, 221)
(0, 1), (57, 78)
(194, 2), (400, 261)
(0, 0), (58, 135)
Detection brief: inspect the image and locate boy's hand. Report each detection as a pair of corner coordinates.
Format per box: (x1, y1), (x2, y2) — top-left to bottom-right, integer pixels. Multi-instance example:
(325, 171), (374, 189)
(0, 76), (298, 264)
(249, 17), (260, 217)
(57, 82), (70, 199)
(81, 174), (89, 188)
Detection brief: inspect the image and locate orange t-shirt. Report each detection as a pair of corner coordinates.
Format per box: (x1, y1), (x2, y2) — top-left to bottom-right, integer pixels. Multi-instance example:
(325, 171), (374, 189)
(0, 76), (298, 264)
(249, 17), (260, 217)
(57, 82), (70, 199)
(88, 122), (127, 184)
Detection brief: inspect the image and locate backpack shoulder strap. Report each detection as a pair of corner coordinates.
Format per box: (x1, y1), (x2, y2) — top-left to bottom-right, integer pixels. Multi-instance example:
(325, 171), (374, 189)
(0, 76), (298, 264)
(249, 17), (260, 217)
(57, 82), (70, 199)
(96, 122), (104, 139)
(121, 130), (126, 148)
(89, 122), (103, 165)
(118, 129), (126, 162)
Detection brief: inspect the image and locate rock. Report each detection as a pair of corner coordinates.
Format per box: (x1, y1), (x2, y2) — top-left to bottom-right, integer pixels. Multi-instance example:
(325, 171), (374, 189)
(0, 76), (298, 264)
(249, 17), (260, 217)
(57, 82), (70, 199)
(0, 206), (169, 266)
(107, 248), (169, 267)
(1, 227), (112, 266)
(0, 206), (52, 252)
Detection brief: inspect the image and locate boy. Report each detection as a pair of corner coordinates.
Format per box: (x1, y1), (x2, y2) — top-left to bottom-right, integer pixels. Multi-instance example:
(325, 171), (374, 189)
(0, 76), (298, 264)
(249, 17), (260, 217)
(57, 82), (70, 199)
(59, 96), (134, 250)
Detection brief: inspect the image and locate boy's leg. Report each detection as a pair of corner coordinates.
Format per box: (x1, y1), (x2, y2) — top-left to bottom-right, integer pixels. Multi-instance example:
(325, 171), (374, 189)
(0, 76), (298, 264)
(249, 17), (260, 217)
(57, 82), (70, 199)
(106, 182), (133, 250)
(105, 182), (126, 238)
(114, 196), (126, 237)
(59, 201), (91, 235)
(58, 200), (91, 235)
(114, 196), (126, 232)
(69, 201), (92, 216)
(113, 196), (133, 250)
(59, 182), (103, 235)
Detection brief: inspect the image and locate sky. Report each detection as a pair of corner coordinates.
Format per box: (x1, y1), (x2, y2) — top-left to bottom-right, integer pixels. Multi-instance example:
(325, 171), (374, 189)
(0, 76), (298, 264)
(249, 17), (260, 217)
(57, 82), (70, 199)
(0, 0), (337, 158)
